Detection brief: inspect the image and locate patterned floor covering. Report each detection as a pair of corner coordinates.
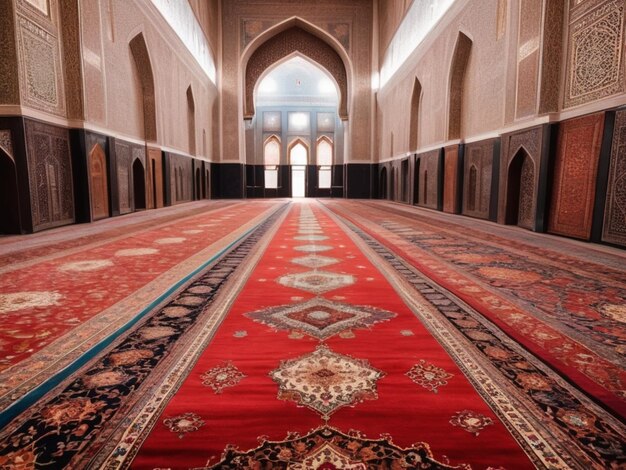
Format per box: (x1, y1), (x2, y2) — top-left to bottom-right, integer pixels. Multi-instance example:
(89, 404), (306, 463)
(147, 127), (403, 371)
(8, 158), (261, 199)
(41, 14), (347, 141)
(0, 200), (624, 469)
(0, 200), (283, 413)
(320, 200), (626, 419)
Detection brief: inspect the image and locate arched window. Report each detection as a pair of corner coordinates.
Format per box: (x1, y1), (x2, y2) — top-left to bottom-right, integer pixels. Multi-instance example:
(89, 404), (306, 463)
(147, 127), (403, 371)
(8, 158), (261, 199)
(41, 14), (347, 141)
(290, 141), (308, 165)
(264, 136), (280, 189)
(317, 137), (333, 189)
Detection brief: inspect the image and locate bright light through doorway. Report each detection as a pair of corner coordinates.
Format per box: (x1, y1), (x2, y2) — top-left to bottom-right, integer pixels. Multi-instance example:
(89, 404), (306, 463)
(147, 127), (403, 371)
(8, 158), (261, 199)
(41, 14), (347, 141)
(292, 166), (305, 197)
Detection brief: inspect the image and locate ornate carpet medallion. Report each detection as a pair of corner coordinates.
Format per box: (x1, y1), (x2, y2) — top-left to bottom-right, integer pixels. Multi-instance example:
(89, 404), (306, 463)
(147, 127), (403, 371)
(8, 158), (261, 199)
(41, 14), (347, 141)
(277, 271), (355, 294)
(406, 360), (454, 393)
(200, 362), (246, 393)
(206, 426), (470, 469)
(0, 291), (62, 313)
(270, 344), (384, 419)
(293, 244), (332, 252)
(245, 297), (396, 340)
(291, 254), (339, 269)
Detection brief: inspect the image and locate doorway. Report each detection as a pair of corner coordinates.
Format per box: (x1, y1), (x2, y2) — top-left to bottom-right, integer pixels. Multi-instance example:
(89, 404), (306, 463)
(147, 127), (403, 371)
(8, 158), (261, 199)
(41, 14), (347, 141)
(290, 141), (308, 198)
(132, 158), (146, 210)
(0, 149), (20, 234)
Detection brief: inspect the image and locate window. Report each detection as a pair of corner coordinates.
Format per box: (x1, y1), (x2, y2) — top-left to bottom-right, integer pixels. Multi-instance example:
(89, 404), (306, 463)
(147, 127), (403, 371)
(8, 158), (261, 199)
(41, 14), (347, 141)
(264, 136), (280, 189)
(317, 137), (333, 189)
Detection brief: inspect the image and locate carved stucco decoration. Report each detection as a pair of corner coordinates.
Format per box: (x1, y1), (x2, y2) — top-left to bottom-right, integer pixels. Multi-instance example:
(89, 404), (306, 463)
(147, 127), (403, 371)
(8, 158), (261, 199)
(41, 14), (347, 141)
(24, 120), (74, 230)
(0, 1), (20, 105)
(463, 139), (495, 220)
(245, 26), (348, 120)
(115, 141), (131, 214)
(242, 18), (351, 53)
(498, 126), (545, 230)
(565, 0), (625, 108)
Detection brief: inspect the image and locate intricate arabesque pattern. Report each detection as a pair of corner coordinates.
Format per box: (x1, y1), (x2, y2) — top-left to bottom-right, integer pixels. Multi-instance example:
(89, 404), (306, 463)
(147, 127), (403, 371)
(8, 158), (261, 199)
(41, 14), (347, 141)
(24, 119), (74, 231)
(270, 344), (384, 419)
(548, 112), (604, 240)
(518, 154), (535, 228)
(245, 26), (348, 119)
(406, 360), (454, 393)
(208, 426), (471, 470)
(498, 126), (545, 229)
(463, 140), (494, 220)
(565, 0), (625, 108)
(200, 362), (246, 393)
(276, 270), (355, 294)
(602, 108), (626, 246)
(244, 297), (396, 340)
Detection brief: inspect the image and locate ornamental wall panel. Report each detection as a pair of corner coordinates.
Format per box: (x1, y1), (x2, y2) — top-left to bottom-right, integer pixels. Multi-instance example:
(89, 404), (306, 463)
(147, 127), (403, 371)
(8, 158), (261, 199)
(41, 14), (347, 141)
(548, 112), (605, 240)
(415, 149), (440, 210)
(15, 0), (67, 117)
(443, 145), (460, 213)
(602, 109), (626, 246)
(24, 119), (74, 231)
(463, 139), (495, 220)
(115, 141), (132, 215)
(564, 0), (625, 108)
(498, 126), (546, 230)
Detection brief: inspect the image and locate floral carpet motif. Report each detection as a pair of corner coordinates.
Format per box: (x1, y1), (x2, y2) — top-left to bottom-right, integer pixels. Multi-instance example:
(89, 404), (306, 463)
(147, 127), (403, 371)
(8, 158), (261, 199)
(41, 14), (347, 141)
(406, 360), (454, 393)
(290, 254), (339, 269)
(245, 297), (396, 340)
(163, 412), (205, 439)
(450, 410), (494, 436)
(200, 362), (246, 393)
(277, 271), (355, 294)
(293, 244), (333, 252)
(270, 344), (384, 419)
(206, 425), (470, 469)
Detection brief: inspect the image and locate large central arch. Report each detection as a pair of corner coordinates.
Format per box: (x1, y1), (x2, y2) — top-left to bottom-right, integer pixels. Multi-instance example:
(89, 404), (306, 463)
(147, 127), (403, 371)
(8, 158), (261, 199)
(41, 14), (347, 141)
(243, 18), (350, 120)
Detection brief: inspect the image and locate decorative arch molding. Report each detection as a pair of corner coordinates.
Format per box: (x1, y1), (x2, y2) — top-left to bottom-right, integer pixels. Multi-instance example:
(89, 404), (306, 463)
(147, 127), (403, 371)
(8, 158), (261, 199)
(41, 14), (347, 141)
(317, 135), (334, 166)
(243, 19), (349, 120)
(129, 32), (157, 142)
(263, 134), (281, 166)
(288, 138), (310, 165)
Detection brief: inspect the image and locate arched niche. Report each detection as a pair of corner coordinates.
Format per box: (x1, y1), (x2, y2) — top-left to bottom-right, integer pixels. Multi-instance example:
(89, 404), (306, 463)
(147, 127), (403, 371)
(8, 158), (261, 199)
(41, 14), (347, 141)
(448, 32), (472, 140)
(187, 86), (196, 155)
(88, 143), (109, 221)
(379, 167), (388, 200)
(132, 158), (146, 210)
(288, 138), (309, 165)
(505, 147), (535, 229)
(243, 20), (349, 120)
(129, 32), (157, 142)
(0, 147), (21, 234)
(409, 77), (422, 150)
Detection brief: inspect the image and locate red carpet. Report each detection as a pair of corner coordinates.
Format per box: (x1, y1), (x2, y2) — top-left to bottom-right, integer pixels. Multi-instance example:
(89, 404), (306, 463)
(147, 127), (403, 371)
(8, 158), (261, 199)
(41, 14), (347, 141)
(125, 202), (533, 469)
(0, 201), (281, 409)
(321, 200), (626, 418)
(0, 201), (623, 469)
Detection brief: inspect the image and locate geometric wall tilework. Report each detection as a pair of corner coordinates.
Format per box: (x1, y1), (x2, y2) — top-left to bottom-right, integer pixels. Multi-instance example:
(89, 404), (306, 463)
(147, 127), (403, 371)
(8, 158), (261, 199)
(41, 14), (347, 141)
(564, 0), (625, 108)
(602, 108), (626, 246)
(463, 139), (494, 220)
(548, 112), (605, 240)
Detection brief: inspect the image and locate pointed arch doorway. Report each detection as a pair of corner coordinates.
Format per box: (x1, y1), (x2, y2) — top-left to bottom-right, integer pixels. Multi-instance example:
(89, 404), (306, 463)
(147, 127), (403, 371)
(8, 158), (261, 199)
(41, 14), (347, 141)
(289, 140), (308, 198)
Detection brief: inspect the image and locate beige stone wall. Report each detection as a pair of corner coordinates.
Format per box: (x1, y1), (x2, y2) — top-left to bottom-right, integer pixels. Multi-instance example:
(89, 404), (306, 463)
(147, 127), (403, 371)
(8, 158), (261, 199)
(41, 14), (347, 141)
(1, 0), (218, 160)
(80, 0), (217, 158)
(376, 0), (626, 162)
(220, 0), (373, 163)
